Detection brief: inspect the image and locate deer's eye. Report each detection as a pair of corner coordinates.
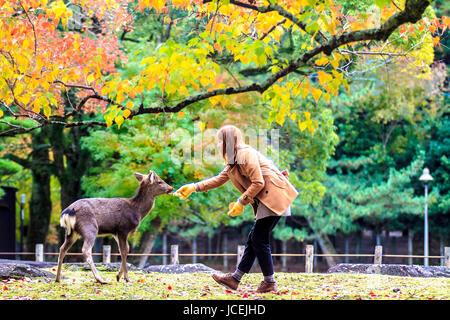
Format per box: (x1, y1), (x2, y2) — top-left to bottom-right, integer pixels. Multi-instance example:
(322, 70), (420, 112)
(158, 181), (162, 184)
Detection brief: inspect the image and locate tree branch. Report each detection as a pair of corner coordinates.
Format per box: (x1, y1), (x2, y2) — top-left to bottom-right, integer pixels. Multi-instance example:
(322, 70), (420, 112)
(135, 0), (431, 116)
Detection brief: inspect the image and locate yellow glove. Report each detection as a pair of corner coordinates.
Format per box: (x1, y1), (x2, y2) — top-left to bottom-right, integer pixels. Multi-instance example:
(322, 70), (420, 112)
(173, 183), (196, 200)
(227, 201), (244, 217)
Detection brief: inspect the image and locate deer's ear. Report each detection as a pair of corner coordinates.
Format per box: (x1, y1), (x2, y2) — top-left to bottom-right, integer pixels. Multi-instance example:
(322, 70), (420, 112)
(134, 172), (145, 182)
(149, 171), (155, 184)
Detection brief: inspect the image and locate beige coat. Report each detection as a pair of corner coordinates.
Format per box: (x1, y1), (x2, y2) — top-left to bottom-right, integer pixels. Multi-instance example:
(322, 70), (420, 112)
(196, 146), (298, 215)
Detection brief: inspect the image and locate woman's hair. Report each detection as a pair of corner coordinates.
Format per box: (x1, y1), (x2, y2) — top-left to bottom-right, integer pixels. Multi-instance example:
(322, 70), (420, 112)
(217, 125), (243, 165)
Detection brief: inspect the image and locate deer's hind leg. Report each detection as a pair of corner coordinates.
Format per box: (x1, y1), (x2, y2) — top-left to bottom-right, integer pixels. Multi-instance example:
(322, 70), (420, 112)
(55, 232), (77, 282)
(115, 233), (130, 282)
(80, 226), (107, 284)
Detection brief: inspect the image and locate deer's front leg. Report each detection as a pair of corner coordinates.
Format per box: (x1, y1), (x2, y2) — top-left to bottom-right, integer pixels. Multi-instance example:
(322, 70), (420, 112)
(116, 234), (130, 282)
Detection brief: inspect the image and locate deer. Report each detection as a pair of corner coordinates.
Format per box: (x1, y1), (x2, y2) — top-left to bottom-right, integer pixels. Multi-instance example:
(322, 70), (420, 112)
(55, 170), (173, 284)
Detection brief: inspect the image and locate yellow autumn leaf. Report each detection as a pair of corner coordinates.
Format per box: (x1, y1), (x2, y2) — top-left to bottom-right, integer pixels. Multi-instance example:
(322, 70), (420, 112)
(20, 93), (31, 105)
(43, 105), (51, 119)
(330, 58), (340, 69)
(86, 73), (96, 83)
(299, 120), (308, 132)
(315, 56), (329, 66)
(123, 109), (131, 119)
(302, 87), (310, 98)
(115, 115), (124, 129)
(239, 54), (250, 65)
(177, 111), (185, 120)
(311, 87), (322, 102)
(213, 42), (222, 54)
(198, 121), (206, 132)
(275, 112), (285, 126)
(304, 111), (311, 120)
(0, 109), (3, 118)
(126, 101), (134, 110)
(317, 71), (333, 86)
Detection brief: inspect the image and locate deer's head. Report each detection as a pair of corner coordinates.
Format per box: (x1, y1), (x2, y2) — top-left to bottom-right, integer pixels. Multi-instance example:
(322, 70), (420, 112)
(134, 171), (173, 196)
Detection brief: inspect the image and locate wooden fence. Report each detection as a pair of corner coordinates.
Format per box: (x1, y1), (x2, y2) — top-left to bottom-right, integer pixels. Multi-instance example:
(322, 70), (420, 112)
(1, 244), (449, 272)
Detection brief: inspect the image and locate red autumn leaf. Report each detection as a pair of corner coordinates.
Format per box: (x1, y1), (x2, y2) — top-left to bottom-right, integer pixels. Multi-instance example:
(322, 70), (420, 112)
(96, 291), (100, 294)
(3, 286), (8, 290)
(242, 293), (248, 298)
(225, 289), (232, 294)
(168, 285), (172, 290)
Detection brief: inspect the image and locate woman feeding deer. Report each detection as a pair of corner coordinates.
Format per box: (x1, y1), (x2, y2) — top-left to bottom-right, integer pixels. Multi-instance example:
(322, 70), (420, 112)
(174, 125), (298, 294)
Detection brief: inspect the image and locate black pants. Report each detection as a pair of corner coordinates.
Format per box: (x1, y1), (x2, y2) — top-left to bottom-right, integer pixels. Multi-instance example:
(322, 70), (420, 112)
(237, 215), (281, 276)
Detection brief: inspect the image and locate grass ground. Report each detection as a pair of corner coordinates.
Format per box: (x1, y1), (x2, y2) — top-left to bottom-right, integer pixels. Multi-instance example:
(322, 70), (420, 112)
(1, 267), (449, 300)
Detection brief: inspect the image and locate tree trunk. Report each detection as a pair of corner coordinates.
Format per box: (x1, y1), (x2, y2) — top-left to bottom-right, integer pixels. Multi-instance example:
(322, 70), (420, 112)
(137, 217), (161, 268)
(314, 232), (340, 268)
(47, 113), (92, 252)
(307, 219), (339, 268)
(27, 128), (52, 250)
(48, 119), (91, 210)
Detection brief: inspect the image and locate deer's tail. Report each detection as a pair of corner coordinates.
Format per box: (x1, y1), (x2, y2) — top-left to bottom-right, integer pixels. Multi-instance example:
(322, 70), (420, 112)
(60, 208), (76, 236)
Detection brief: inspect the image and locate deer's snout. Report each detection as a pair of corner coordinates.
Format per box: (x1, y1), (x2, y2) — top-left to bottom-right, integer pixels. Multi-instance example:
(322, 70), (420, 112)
(167, 186), (174, 194)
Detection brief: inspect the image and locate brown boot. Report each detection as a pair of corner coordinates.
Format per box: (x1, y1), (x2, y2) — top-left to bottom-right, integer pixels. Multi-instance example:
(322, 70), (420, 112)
(211, 273), (240, 290)
(256, 281), (277, 293)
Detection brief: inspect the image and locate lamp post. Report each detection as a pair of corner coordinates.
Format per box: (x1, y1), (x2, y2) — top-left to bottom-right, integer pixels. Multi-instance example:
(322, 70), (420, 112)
(419, 168), (433, 267)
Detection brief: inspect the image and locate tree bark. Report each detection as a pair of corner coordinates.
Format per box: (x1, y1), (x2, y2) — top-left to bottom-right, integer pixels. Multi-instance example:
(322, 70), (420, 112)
(137, 217), (162, 268)
(27, 128), (52, 250)
(314, 232), (340, 268)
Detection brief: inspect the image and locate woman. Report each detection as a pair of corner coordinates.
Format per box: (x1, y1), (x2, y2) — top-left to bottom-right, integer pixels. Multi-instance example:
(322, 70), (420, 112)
(174, 125), (298, 293)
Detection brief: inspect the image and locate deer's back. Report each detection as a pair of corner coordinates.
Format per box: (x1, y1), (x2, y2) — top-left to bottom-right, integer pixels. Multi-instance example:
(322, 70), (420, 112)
(66, 197), (141, 236)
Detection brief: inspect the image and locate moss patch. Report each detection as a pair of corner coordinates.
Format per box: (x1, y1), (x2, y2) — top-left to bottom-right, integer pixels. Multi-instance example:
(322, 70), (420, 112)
(1, 268), (449, 300)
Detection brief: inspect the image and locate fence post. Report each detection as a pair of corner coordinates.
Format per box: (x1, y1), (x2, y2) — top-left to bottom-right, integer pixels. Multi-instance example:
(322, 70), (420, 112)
(236, 245), (245, 267)
(281, 240), (287, 272)
(223, 234), (228, 269)
(374, 245), (383, 264)
(192, 237), (197, 264)
(445, 247), (450, 267)
(35, 243), (44, 262)
(305, 245), (314, 273)
(162, 233), (167, 265)
(171, 245), (179, 265)
(102, 245), (111, 264)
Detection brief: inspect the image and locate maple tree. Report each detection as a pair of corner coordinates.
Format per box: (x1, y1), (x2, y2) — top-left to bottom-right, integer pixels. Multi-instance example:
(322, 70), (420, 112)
(0, 0), (448, 136)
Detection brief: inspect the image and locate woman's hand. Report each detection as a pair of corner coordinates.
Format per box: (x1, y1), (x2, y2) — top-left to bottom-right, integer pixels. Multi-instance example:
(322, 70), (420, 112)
(227, 201), (244, 217)
(173, 183), (196, 200)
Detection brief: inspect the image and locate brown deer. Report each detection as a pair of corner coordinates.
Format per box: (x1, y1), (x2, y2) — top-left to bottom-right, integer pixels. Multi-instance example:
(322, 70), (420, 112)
(55, 171), (173, 284)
